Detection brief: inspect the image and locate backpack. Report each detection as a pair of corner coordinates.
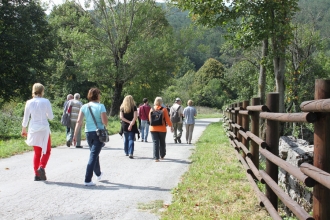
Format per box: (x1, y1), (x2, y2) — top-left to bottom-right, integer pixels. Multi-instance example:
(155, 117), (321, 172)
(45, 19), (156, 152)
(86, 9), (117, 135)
(61, 102), (72, 127)
(150, 107), (164, 126)
(170, 105), (181, 123)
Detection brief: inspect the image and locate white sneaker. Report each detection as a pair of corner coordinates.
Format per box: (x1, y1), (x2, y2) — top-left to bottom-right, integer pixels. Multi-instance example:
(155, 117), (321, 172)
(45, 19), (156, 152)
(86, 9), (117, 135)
(97, 172), (103, 181)
(84, 181), (96, 186)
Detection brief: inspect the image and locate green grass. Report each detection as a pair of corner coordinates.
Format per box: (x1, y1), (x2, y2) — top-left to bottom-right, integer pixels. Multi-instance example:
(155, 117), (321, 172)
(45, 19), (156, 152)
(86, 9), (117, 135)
(160, 122), (271, 220)
(0, 117), (122, 159)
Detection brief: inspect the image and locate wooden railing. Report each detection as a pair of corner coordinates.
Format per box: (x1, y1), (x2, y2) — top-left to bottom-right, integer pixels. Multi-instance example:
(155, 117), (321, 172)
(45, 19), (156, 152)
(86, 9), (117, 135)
(223, 79), (330, 220)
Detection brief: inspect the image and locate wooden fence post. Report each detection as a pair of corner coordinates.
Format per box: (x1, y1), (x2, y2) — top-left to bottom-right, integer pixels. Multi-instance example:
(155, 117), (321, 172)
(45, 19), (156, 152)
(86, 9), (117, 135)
(265, 93), (279, 210)
(313, 79), (330, 220)
(237, 102), (243, 142)
(250, 98), (260, 168)
(241, 101), (249, 158)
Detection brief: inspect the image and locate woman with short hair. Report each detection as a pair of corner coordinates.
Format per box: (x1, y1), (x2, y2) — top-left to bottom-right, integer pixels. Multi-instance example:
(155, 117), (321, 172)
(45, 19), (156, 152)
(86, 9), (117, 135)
(149, 97), (173, 162)
(120, 95), (138, 159)
(183, 100), (197, 144)
(21, 83), (54, 181)
(73, 88), (108, 186)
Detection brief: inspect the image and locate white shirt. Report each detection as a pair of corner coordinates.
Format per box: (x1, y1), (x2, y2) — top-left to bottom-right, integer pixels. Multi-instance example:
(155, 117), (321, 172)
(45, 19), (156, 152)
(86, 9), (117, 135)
(22, 97), (54, 153)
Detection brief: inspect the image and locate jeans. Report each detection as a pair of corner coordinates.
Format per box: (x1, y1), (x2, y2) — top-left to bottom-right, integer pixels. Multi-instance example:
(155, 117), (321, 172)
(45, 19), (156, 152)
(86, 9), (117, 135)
(124, 131), (135, 155)
(173, 122), (183, 140)
(85, 131), (104, 183)
(140, 120), (150, 141)
(151, 132), (166, 160)
(185, 124), (195, 143)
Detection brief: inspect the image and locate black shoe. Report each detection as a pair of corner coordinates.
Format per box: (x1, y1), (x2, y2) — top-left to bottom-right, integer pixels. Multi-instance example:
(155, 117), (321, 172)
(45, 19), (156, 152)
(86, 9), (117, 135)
(76, 146), (83, 148)
(174, 139), (177, 144)
(66, 140), (70, 147)
(177, 138), (181, 143)
(34, 176), (41, 181)
(129, 155), (134, 159)
(37, 167), (47, 180)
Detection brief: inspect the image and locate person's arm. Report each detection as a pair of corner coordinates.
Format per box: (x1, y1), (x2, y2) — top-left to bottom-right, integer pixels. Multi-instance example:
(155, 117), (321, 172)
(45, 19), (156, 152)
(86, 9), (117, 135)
(128, 111), (137, 131)
(164, 108), (174, 131)
(46, 99), (54, 120)
(101, 112), (108, 127)
(21, 101), (30, 137)
(120, 111), (131, 124)
(73, 110), (84, 146)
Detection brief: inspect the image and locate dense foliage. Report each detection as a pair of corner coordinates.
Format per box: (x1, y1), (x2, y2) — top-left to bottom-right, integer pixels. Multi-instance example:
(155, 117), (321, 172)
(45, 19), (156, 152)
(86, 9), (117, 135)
(1, 0), (330, 138)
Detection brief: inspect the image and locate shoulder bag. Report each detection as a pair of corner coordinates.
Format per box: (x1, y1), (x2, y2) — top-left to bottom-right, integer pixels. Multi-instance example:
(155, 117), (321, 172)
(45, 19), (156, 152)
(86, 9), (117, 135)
(88, 104), (109, 143)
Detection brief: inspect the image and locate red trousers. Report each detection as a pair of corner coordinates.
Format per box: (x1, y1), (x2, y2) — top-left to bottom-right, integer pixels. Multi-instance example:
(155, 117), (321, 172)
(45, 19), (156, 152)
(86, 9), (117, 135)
(33, 136), (51, 176)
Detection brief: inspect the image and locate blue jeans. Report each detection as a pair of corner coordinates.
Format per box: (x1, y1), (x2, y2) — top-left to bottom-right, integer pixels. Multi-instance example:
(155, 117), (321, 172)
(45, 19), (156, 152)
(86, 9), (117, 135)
(85, 131), (104, 182)
(124, 131), (135, 155)
(151, 132), (166, 160)
(140, 120), (150, 141)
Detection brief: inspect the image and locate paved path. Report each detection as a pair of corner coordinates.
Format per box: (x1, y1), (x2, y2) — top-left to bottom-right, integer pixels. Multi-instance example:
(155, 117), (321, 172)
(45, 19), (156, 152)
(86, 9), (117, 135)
(0, 118), (220, 220)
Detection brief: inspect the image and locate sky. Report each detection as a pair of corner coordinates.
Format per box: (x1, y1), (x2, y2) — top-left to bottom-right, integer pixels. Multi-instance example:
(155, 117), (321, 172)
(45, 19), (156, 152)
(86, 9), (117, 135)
(44, 0), (167, 14)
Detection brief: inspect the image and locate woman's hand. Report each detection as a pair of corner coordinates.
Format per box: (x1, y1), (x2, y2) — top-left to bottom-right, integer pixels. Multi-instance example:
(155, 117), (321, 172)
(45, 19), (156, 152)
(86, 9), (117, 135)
(73, 136), (76, 146)
(171, 127), (174, 133)
(21, 127), (27, 137)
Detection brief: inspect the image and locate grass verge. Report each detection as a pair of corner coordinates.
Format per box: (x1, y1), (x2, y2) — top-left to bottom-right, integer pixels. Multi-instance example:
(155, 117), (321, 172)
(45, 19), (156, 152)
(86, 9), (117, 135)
(0, 117), (122, 159)
(161, 122), (271, 220)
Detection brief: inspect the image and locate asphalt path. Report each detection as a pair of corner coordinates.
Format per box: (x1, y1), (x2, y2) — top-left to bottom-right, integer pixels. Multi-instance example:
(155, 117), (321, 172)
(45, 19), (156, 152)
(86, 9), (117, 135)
(0, 118), (220, 220)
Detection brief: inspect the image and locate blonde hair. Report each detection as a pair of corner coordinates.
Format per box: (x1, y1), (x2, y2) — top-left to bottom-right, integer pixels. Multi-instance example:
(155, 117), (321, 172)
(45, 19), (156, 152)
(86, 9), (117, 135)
(187, 100), (193, 106)
(120, 95), (135, 113)
(154, 97), (163, 106)
(32, 83), (44, 97)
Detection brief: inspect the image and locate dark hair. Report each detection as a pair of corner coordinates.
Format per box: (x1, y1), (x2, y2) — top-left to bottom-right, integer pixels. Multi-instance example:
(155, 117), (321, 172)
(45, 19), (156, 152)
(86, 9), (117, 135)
(143, 98), (148, 103)
(87, 88), (101, 101)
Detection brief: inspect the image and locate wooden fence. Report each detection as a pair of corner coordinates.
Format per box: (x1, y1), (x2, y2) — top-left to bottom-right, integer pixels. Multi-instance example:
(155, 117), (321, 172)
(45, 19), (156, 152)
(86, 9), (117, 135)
(222, 79), (330, 220)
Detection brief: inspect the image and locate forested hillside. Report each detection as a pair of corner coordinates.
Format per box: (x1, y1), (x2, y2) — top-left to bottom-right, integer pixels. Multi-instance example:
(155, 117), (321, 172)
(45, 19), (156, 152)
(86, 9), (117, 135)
(1, 0), (330, 138)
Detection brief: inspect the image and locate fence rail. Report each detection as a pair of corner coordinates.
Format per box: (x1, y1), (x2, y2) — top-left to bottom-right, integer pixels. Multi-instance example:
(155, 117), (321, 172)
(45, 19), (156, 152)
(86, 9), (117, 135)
(223, 79), (330, 220)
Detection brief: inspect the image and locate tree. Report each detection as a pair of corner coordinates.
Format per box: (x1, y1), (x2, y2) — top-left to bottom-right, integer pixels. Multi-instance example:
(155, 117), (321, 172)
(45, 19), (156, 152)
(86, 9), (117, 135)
(0, 0), (54, 103)
(77, 0), (177, 116)
(174, 0), (299, 113)
(47, 1), (96, 102)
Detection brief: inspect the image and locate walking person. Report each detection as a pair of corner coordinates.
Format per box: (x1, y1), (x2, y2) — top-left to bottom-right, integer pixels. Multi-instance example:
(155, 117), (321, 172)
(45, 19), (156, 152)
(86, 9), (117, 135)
(138, 98), (151, 142)
(183, 100), (197, 144)
(21, 83), (54, 181)
(120, 95), (138, 159)
(170, 98), (184, 143)
(149, 97), (173, 162)
(67, 93), (83, 148)
(64, 94), (73, 134)
(73, 88), (108, 186)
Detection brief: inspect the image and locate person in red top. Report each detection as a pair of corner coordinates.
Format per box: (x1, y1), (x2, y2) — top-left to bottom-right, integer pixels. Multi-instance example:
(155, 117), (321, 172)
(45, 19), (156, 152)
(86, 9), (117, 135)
(138, 98), (151, 142)
(149, 97), (173, 162)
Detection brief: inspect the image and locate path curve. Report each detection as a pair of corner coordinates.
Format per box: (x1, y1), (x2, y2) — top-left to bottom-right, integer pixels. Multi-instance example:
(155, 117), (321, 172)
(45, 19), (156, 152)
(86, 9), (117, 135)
(0, 118), (220, 220)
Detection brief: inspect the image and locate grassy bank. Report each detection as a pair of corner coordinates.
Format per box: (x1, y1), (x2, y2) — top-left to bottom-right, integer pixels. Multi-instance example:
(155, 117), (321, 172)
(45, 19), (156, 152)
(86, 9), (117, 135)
(160, 122), (271, 220)
(0, 117), (121, 159)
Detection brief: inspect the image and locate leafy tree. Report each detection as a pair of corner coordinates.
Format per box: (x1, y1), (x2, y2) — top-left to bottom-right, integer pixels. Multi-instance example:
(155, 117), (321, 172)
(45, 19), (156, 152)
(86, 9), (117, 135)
(174, 0), (299, 113)
(0, 0), (54, 103)
(47, 1), (96, 102)
(72, 0), (177, 116)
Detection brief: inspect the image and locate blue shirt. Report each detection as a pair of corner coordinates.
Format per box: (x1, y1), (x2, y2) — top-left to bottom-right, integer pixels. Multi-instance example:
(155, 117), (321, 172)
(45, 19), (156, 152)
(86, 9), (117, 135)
(183, 106), (197, 124)
(80, 102), (106, 132)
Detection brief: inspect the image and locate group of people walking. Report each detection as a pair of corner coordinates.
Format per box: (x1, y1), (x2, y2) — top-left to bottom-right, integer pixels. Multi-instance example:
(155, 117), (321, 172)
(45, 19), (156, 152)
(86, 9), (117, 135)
(21, 83), (196, 186)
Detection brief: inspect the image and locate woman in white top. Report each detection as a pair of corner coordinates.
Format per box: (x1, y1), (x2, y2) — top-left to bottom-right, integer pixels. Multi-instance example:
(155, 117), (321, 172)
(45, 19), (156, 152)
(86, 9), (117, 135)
(21, 83), (54, 181)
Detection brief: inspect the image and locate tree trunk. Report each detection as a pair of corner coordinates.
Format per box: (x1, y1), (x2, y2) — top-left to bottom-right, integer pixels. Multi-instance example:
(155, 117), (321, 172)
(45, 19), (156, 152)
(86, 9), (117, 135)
(258, 39), (268, 105)
(110, 81), (124, 116)
(273, 54), (285, 114)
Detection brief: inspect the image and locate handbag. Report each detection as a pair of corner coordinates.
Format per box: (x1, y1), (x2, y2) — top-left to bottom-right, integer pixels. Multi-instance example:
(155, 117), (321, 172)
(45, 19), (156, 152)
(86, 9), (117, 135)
(88, 104), (109, 143)
(61, 102), (71, 127)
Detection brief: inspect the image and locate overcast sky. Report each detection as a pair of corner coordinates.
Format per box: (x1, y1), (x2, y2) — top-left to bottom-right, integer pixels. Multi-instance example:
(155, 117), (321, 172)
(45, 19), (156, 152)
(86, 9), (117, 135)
(44, 0), (167, 14)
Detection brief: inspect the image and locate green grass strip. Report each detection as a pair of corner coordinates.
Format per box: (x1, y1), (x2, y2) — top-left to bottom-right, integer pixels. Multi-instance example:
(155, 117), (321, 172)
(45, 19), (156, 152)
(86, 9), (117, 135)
(161, 122), (271, 220)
